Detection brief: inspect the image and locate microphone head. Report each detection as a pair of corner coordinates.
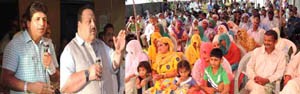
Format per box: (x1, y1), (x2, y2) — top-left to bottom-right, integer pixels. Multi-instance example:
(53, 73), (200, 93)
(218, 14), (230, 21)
(43, 42), (50, 53)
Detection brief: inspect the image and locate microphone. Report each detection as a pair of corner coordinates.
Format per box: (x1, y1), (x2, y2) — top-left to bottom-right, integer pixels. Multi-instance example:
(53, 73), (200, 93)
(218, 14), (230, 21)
(43, 42), (50, 53)
(95, 58), (103, 80)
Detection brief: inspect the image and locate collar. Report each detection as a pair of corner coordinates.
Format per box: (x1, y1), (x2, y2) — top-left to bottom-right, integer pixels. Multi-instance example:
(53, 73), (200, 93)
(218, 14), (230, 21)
(75, 33), (98, 46)
(23, 30), (45, 44)
(262, 45), (279, 56)
(75, 33), (85, 46)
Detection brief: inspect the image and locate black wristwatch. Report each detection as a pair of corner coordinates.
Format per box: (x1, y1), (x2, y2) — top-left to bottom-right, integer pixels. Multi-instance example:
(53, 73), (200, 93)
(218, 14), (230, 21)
(85, 70), (90, 82)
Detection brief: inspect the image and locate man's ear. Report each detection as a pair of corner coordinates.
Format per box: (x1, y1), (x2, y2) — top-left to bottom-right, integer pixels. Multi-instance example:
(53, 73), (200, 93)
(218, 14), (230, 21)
(26, 20), (30, 29)
(220, 57), (223, 62)
(78, 21), (81, 27)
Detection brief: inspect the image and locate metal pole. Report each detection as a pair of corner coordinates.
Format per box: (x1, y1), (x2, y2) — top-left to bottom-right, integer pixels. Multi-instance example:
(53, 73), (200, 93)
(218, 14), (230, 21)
(132, 0), (140, 41)
(279, 0), (282, 29)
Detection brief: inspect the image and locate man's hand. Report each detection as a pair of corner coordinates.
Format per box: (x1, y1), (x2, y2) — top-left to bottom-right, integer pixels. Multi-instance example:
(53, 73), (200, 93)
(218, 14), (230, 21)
(88, 64), (102, 81)
(113, 30), (126, 53)
(43, 52), (52, 68)
(28, 82), (54, 94)
(284, 75), (292, 85)
(254, 76), (269, 85)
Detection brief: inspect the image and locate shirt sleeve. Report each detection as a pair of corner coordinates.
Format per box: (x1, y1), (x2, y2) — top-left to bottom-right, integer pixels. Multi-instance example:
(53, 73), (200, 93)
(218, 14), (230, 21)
(222, 69), (230, 85)
(2, 41), (18, 72)
(111, 50), (120, 74)
(246, 50), (257, 80)
(190, 78), (197, 86)
(47, 42), (58, 75)
(60, 46), (76, 89)
(285, 53), (300, 77)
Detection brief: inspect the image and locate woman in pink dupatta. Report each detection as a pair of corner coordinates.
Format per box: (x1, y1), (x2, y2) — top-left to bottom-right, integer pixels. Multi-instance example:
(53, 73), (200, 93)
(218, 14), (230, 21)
(125, 40), (149, 94)
(189, 42), (234, 94)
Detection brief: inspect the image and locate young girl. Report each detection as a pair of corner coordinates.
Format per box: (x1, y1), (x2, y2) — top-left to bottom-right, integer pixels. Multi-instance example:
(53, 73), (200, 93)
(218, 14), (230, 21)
(171, 60), (197, 94)
(136, 61), (153, 94)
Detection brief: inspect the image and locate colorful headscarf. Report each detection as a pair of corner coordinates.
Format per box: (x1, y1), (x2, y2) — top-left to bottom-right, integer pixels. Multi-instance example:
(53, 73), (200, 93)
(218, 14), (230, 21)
(158, 37), (175, 53)
(209, 19), (216, 28)
(185, 34), (202, 66)
(148, 32), (162, 65)
(218, 33), (231, 54)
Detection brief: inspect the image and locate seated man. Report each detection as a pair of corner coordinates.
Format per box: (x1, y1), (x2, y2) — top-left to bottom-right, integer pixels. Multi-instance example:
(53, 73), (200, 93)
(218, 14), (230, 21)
(280, 52), (300, 94)
(246, 30), (287, 94)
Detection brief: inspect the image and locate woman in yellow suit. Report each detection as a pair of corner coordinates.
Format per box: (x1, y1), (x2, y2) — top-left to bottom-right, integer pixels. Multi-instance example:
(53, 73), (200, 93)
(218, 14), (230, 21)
(185, 34), (201, 67)
(148, 32), (162, 70)
(147, 37), (181, 94)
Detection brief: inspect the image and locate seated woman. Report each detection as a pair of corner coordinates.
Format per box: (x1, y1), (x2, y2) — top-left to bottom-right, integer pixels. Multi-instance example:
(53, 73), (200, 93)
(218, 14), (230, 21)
(212, 24), (234, 47)
(235, 28), (257, 53)
(227, 21), (239, 35)
(146, 37), (182, 94)
(190, 42), (233, 94)
(201, 19), (214, 42)
(148, 32), (162, 69)
(185, 34), (202, 67)
(188, 19), (200, 37)
(125, 40), (149, 94)
(169, 20), (188, 52)
(218, 34), (241, 71)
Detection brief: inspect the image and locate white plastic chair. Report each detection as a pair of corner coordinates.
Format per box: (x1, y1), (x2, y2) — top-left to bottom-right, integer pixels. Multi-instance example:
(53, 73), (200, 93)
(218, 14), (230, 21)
(234, 51), (282, 94)
(276, 38), (298, 59)
(234, 51), (252, 94)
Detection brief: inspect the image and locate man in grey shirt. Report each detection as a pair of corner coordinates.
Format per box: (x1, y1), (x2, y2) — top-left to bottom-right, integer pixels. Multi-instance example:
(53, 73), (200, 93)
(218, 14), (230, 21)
(60, 5), (126, 94)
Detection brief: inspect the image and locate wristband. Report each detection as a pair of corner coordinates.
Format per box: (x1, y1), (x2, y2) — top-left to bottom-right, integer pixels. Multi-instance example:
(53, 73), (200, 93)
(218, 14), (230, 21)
(85, 70), (90, 82)
(24, 81), (28, 93)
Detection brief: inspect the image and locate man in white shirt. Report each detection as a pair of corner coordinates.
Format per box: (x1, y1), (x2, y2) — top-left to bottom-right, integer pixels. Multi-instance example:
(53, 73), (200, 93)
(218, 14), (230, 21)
(247, 15), (266, 46)
(246, 30), (287, 94)
(261, 11), (279, 31)
(280, 52), (300, 94)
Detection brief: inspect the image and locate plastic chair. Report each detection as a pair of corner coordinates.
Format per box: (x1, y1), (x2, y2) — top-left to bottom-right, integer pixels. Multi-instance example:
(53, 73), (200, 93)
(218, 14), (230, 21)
(234, 51), (283, 94)
(234, 51), (252, 94)
(276, 38), (298, 59)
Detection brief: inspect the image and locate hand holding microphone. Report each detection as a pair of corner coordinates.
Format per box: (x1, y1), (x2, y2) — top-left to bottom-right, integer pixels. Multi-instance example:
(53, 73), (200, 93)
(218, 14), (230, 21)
(43, 42), (52, 69)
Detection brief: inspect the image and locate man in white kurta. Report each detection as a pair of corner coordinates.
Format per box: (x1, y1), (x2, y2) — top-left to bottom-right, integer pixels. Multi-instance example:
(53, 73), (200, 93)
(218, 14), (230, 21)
(280, 52), (300, 94)
(246, 30), (287, 94)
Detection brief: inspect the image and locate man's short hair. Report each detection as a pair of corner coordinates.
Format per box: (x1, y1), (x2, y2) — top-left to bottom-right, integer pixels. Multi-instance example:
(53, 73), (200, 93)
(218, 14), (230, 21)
(24, 1), (48, 22)
(77, 4), (94, 22)
(268, 10), (274, 15)
(210, 48), (223, 59)
(253, 15), (260, 21)
(265, 30), (278, 40)
(103, 23), (114, 33)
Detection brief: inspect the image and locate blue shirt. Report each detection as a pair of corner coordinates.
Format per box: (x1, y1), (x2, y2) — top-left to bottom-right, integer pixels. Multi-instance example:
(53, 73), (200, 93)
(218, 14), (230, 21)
(2, 30), (58, 93)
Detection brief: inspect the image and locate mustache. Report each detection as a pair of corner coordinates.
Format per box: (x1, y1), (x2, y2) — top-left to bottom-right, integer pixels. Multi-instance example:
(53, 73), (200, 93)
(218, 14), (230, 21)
(38, 28), (45, 30)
